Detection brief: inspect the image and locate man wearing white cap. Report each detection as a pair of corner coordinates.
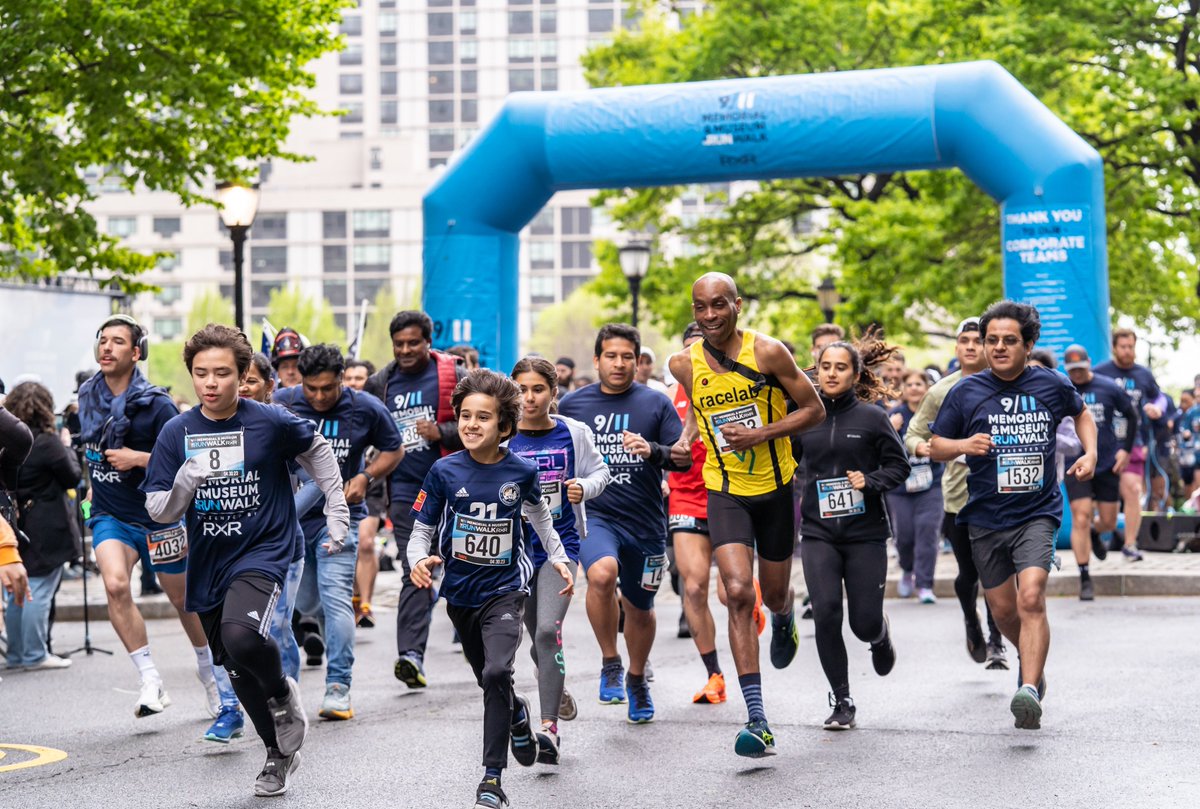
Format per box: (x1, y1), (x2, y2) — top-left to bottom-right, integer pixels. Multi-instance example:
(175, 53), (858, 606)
(637, 348), (670, 394)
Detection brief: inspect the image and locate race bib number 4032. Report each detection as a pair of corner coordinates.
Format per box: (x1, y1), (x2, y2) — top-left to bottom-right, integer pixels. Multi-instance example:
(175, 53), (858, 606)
(147, 525), (188, 565)
(451, 514), (514, 567)
(185, 432), (244, 481)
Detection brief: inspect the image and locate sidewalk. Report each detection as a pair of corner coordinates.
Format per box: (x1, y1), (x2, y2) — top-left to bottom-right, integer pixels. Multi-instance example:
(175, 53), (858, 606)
(47, 544), (1200, 623)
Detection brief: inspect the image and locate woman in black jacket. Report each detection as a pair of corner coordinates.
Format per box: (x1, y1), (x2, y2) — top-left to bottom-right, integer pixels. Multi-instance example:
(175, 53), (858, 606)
(796, 337), (910, 730)
(5, 382), (80, 670)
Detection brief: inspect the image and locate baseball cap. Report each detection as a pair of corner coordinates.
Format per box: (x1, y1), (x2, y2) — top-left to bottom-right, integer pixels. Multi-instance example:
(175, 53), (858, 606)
(640, 347), (656, 363)
(956, 317), (981, 336)
(682, 321), (704, 342)
(1063, 344), (1091, 371)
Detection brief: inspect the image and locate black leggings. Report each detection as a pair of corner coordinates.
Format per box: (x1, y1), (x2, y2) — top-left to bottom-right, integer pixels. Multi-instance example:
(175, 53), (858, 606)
(800, 538), (886, 700)
(200, 573), (289, 749)
(942, 512), (1001, 644)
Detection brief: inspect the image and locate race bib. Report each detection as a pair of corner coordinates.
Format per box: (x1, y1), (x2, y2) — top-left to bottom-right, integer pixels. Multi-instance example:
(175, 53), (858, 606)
(540, 478), (565, 518)
(710, 404), (763, 454)
(185, 431), (244, 481)
(394, 412), (431, 453)
(641, 554), (667, 591)
(1112, 413), (1129, 442)
(996, 453), (1044, 493)
(904, 461), (934, 493)
(1181, 447), (1196, 467)
(147, 525), (188, 565)
(817, 477), (865, 518)
(1087, 402), (1106, 426)
(451, 513), (514, 566)
(668, 514), (698, 532)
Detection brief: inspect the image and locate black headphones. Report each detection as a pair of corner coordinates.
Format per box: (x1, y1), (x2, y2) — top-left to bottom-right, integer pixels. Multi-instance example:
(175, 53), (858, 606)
(94, 314), (149, 362)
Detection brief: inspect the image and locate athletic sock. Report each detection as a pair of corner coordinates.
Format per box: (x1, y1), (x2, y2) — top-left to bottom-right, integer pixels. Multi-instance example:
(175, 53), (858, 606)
(700, 649), (721, 678)
(543, 720), (558, 736)
(1021, 683), (1040, 698)
(194, 645), (216, 682)
(1079, 564), (1090, 578)
(738, 673), (766, 722)
(130, 645), (159, 683)
(771, 608), (794, 629)
(484, 767), (502, 784)
(627, 672), (646, 687)
(602, 655), (622, 668)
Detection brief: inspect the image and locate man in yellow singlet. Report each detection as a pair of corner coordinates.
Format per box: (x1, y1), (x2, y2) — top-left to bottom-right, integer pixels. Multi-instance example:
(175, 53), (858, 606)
(669, 272), (825, 758)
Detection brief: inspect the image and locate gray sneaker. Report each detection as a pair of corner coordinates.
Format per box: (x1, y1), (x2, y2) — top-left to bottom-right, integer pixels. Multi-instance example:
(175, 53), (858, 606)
(267, 676), (308, 756)
(558, 686), (578, 721)
(318, 683), (354, 720)
(1010, 686), (1043, 730)
(254, 749), (300, 797)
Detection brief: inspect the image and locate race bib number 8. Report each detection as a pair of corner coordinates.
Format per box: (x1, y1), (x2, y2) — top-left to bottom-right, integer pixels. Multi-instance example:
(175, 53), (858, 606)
(711, 404), (763, 454)
(451, 514), (514, 566)
(817, 477), (864, 518)
(996, 454), (1044, 493)
(641, 554), (666, 591)
(185, 431), (244, 481)
(147, 525), (188, 565)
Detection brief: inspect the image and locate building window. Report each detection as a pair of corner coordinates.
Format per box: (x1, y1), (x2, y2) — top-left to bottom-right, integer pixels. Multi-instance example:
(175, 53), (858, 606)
(219, 250), (233, 273)
(255, 212), (287, 240)
(250, 245), (287, 274)
(509, 11), (533, 34)
(370, 147), (383, 170)
(461, 99), (477, 123)
(429, 42), (453, 65)
(509, 69), (535, 92)
(430, 157), (448, 168)
(561, 242), (593, 269)
(381, 100), (398, 125)
(353, 244), (391, 273)
(460, 40), (477, 63)
(429, 70), (454, 94)
(354, 276), (389, 304)
(323, 211), (347, 239)
(459, 127), (479, 148)
(541, 68), (558, 91)
(323, 245), (347, 274)
(429, 100), (454, 123)
(378, 13), (397, 35)
(561, 207), (592, 235)
(340, 131), (363, 140)
(461, 70), (477, 93)
(380, 71), (398, 95)
(459, 11), (477, 34)
(380, 42), (397, 66)
(323, 280), (347, 307)
(156, 318), (183, 340)
(540, 39), (557, 61)
(251, 280), (284, 308)
(107, 216), (136, 237)
(588, 9), (613, 32)
(340, 43), (362, 66)
(427, 0), (451, 5)
(219, 283), (233, 299)
(562, 274), (591, 298)
(530, 275), (556, 302)
(529, 208), (554, 235)
(339, 74), (363, 95)
(508, 39), (535, 62)
(152, 217), (181, 238)
(529, 241), (555, 269)
(352, 210), (390, 239)
(427, 12), (453, 36)
(340, 16), (361, 36)
(156, 284), (183, 305)
(341, 102), (363, 123)
(156, 251), (180, 272)
(429, 128), (455, 152)
(540, 10), (557, 33)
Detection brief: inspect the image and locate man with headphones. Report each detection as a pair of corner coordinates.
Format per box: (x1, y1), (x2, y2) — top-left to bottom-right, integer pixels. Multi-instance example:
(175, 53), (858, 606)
(79, 315), (240, 734)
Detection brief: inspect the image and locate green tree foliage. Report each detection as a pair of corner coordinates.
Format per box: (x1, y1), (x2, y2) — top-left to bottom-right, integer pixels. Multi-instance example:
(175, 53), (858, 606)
(0, 0), (348, 290)
(582, 0), (1200, 346)
(254, 287), (347, 352)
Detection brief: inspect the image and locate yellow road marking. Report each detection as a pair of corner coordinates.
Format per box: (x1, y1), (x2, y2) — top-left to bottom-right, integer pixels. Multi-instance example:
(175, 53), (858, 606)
(0, 744), (68, 773)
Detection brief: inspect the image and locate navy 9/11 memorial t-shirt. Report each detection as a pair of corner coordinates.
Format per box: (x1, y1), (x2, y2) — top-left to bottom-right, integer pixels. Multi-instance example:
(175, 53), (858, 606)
(142, 398), (316, 613)
(1092, 360), (1159, 445)
(558, 382), (681, 536)
(382, 360), (442, 510)
(412, 450), (541, 610)
(930, 365), (1083, 531)
(274, 386), (402, 537)
(85, 391), (179, 528)
(1072, 374), (1136, 471)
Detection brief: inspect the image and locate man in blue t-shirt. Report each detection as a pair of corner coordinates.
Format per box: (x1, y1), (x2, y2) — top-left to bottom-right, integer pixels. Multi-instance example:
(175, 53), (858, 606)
(558, 324), (692, 723)
(274, 345), (403, 721)
(930, 301), (1097, 732)
(1177, 390), (1200, 497)
(78, 314), (237, 727)
(1093, 327), (1163, 559)
(363, 310), (466, 689)
(1061, 345), (1138, 599)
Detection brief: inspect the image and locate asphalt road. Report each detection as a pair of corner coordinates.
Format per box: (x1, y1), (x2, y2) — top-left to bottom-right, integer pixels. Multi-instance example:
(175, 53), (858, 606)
(2, 582), (1197, 809)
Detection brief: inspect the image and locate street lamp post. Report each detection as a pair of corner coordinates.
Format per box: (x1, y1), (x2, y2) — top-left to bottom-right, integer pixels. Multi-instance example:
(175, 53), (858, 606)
(618, 240), (651, 329)
(215, 181), (260, 333)
(816, 274), (840, 324)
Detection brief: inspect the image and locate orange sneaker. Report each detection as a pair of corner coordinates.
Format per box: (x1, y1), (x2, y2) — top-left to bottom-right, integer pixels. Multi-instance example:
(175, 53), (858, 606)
(752, 578), (766, 636)
(692, 672), (727, 704)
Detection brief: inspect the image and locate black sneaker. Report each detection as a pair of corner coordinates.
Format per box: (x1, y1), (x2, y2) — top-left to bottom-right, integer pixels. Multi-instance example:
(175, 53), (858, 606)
(474, 778), (510, 809)
(869, 614), (896, 676)
(302, 632), (325, 667)
(769, 612), (799, 669)
(1090, 528), (1108, 561)
(677, 612), (692, 639)
(509, 694), (537, 767)
(823, 693), (856, 730)
(985, 639), (1009, 670)
(1108, 529), (1125, 553)
(964, 611), (987, 664)
(1079, 573), (1095, 601)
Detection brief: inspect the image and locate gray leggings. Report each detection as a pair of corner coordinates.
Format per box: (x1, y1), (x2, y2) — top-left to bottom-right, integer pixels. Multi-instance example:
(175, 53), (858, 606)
(523, 560), (578, 722)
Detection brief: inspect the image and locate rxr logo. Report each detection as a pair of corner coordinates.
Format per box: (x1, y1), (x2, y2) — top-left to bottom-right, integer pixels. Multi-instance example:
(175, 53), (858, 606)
(92, 470), (121, 483)
(610, 472), (633, 486)
(203, 522), (243, 537)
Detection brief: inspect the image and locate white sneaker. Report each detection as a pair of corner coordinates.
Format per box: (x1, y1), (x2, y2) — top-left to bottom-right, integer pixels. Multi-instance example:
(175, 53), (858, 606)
(197, 669), (222, 718)
(918, 588), (937, 604)
(136, 678), (173, 718)
(27, 654), (73, 671)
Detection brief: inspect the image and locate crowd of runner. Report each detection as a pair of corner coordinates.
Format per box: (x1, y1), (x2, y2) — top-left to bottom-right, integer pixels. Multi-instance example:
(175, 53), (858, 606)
(1, 275), (1199, 807)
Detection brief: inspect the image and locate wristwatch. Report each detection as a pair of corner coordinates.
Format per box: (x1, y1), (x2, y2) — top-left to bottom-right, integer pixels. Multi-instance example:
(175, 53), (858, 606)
(360, 471), (376, 485)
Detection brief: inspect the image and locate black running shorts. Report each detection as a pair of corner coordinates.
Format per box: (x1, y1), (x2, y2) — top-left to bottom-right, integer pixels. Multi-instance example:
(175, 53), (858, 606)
(708, 486), (796, 562)
(1064, 468), (1120, 503)
(198, 573), (281, 667)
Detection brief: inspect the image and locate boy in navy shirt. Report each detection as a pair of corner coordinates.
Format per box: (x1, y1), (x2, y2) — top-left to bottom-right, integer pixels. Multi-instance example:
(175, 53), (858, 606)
(143, 325), (349, 797)
(931, 301), (1096, 731)
(408, 369), (572, 809)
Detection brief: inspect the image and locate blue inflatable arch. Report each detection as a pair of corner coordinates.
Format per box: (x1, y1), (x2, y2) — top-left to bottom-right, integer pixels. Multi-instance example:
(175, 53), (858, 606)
(423, 60), (1107, 371)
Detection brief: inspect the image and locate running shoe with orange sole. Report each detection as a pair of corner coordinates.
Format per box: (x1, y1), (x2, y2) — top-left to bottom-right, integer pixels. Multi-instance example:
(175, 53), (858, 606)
(752, 578), (766, 636)
(692, 672), (727, 704)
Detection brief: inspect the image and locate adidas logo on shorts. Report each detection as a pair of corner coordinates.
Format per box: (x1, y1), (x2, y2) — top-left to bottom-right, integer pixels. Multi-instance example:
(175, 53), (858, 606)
(247, 610), (260, 621)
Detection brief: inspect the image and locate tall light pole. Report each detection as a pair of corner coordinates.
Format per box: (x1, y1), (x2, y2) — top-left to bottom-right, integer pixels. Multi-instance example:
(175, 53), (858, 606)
(618, 240), (651, 329)
(216, 181), (260, 333)
(816, 274), (840, 324)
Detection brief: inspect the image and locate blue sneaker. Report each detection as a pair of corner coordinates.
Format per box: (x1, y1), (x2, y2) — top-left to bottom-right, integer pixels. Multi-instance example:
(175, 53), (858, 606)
(735, 719), (777, 757)
(626, 679), (654, 724)
(598, 662), (626, 704)
(204, 706), (245, 744)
